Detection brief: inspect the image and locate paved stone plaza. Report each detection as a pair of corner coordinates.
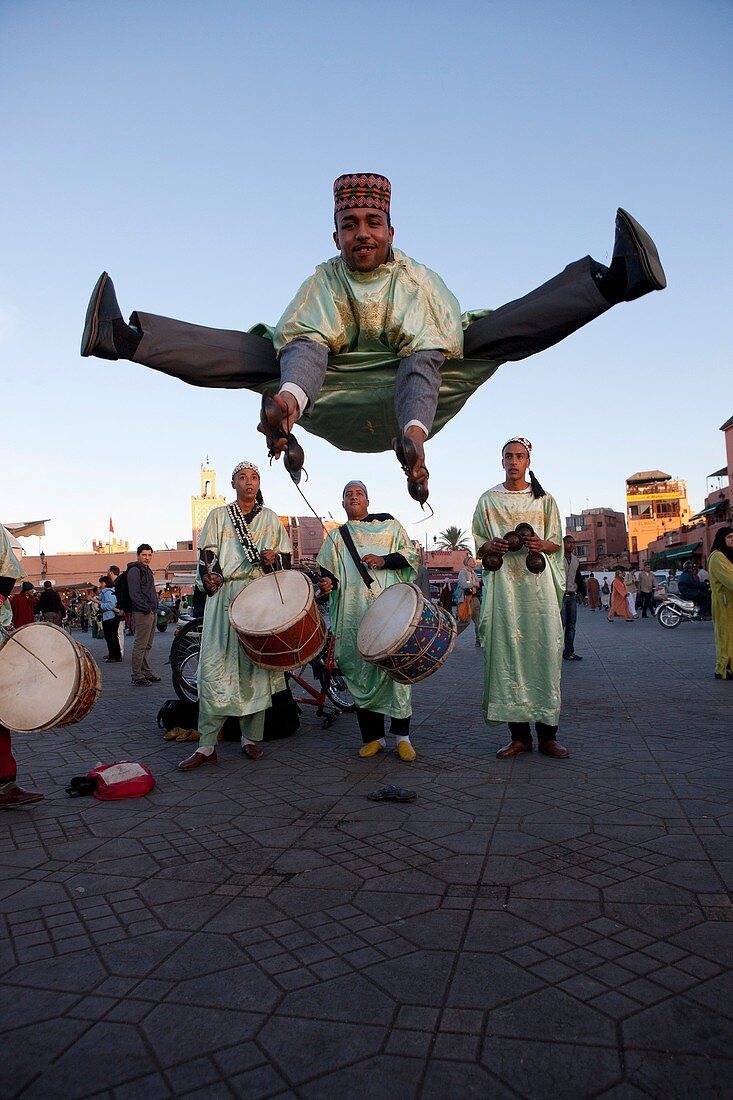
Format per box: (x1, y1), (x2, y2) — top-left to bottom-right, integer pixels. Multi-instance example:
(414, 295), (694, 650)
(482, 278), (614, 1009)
(2, 609), (731, 1099)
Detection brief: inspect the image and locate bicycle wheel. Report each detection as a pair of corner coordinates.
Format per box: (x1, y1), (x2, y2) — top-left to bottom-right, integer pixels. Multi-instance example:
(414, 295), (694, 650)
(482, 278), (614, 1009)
(325, 671), (355, 712)
(169, 618), (203, 702)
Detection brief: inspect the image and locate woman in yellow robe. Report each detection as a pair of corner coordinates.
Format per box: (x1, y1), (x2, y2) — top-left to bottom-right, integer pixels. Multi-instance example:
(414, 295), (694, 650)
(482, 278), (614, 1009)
(708, 526), (733, 680)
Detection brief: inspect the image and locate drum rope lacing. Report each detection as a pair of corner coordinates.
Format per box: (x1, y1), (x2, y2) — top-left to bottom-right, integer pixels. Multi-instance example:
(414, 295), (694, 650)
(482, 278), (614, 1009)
(0, 625), (59, 678)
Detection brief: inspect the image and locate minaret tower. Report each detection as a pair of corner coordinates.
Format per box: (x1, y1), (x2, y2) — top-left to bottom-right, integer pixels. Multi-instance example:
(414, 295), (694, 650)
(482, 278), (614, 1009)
(191, 457), (226, 550)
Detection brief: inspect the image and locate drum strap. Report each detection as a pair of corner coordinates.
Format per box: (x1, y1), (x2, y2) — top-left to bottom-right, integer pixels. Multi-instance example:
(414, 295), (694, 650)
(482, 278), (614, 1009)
(339, 525), (374, 590)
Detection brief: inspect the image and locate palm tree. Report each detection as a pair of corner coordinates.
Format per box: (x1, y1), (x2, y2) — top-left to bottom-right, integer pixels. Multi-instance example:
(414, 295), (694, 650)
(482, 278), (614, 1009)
(436, 526), (471, 551)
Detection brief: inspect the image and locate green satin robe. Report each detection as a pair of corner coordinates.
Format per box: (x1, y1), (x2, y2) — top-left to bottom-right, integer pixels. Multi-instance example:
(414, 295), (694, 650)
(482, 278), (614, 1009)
(249, 249), (494, 453)
(472, 489), (564, 726)
(317, 516), (418, 717)
(196, 506), (291, 722)
(0, 526), (23, 629)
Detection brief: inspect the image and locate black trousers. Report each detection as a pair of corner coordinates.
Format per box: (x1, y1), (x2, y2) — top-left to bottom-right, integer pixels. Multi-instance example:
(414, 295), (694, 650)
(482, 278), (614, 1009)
(639, 591), (655, 617)
(355, 707), (410, 744)
(102, 617), (122, 660)
(128, 257), (609, 398)
(508, 721), (558, 746)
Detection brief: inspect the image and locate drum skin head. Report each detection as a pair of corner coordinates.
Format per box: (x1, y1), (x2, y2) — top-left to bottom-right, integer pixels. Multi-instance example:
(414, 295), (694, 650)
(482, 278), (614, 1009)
(357, 583), (420, 661)
(229, 571), (312, 636)
(0, 623), (80, 732)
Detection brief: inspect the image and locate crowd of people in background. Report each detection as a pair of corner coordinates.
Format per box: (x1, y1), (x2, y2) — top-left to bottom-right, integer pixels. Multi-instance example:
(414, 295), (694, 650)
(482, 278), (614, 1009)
(6, 559), (190, 676)
(7, 530), (732, 702)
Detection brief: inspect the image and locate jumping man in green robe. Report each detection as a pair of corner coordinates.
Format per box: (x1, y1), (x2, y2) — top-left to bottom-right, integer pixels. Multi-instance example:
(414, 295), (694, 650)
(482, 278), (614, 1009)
(82, 175), (667, 505)
(177, 461), (291, 773)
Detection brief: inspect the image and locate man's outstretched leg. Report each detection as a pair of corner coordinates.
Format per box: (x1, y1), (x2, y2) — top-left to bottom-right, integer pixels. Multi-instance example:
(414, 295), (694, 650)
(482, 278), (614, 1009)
(81, 272), (280, 388)
(463, 209), (666, 362)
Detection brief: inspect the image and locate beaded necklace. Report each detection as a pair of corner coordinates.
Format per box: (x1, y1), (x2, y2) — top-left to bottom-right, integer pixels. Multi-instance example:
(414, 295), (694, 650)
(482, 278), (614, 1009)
(227, 501), (262, 565)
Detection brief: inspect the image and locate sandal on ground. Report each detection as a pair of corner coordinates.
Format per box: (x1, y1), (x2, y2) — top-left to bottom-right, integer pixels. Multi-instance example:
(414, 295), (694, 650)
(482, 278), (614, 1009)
(367, 784), (417, 802)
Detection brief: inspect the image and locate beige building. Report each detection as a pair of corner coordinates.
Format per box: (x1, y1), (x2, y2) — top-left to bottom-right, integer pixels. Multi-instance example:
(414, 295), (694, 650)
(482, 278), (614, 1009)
(626, 470), (692, 557)
(91, 536), (130, 554)
(191, 460), (226, 551)
(646, 413), (733, 567)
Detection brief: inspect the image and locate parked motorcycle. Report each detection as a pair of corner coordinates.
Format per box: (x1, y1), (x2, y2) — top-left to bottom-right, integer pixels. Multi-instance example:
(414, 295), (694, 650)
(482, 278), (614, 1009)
(655, 593), (705, 629)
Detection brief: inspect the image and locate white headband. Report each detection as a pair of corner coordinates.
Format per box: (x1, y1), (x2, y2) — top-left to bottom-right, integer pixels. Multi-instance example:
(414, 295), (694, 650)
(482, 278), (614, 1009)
(231, 460), (260, 479)
(503, 436), (532, 455)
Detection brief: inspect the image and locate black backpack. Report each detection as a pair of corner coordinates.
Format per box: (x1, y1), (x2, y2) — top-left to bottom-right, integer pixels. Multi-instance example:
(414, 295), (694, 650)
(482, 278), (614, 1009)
(156, 690), (300, 741)
(114, 567), (134, 614)
(157, 698), (200, 731)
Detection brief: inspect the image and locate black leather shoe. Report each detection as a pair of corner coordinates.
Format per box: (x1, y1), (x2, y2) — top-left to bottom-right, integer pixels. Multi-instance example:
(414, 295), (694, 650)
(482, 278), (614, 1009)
(81, 272), (122, 359)
(613, 209), (667, 302)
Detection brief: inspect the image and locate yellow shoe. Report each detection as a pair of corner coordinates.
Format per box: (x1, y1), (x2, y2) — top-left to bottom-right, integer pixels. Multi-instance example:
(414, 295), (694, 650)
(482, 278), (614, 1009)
(359, 740), (385, 758)
(164, 726), (184, 741)
(397, 740), (417, 762)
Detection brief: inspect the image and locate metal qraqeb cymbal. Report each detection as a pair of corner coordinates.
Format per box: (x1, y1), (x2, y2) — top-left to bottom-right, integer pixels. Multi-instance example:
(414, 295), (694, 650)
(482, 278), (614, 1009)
(482, 552), (504, 572)
(503, 531), (523, 552)
(514, 522), (535, 541)
(525, 551), (546, 574)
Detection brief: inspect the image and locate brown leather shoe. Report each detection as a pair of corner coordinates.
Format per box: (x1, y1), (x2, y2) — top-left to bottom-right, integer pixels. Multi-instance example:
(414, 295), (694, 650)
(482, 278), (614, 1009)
(177, 749), (217, 771)
(496, 740), (532, 759)
(241, 743), (265, 761)
(538, 740), (570, 759)
(0, 783), (44, 808)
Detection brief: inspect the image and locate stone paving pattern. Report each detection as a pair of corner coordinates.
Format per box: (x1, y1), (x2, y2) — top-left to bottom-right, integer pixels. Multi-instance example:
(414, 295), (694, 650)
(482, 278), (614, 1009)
(1, 610), (732, 1099)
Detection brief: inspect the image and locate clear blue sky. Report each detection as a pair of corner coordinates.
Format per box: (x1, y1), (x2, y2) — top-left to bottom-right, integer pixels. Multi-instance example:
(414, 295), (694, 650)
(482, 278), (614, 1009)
(2, 0), (730, 554)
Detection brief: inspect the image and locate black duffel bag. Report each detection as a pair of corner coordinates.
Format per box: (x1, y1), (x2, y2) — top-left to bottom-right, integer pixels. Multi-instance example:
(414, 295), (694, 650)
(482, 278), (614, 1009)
(157, 688), (300, 742)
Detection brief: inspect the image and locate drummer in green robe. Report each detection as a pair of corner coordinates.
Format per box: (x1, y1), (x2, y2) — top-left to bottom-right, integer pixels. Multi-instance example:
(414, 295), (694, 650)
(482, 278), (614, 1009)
(317, 481), (420, 761)
(472, 438), (571, 760)
(177, 461), (291, 772)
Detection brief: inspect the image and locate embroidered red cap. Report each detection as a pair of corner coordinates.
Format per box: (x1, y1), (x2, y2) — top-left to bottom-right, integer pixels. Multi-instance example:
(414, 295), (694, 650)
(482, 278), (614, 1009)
(333, 173), (391, 215)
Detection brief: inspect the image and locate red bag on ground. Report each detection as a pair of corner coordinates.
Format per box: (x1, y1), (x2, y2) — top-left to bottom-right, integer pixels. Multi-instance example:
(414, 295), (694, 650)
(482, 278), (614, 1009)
(86, 761), (156, 800)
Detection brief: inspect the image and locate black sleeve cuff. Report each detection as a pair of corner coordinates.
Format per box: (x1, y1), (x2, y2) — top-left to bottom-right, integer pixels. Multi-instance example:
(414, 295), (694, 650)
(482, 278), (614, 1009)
(0, 577), (15, 598)
(382, 553), (409, 570)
